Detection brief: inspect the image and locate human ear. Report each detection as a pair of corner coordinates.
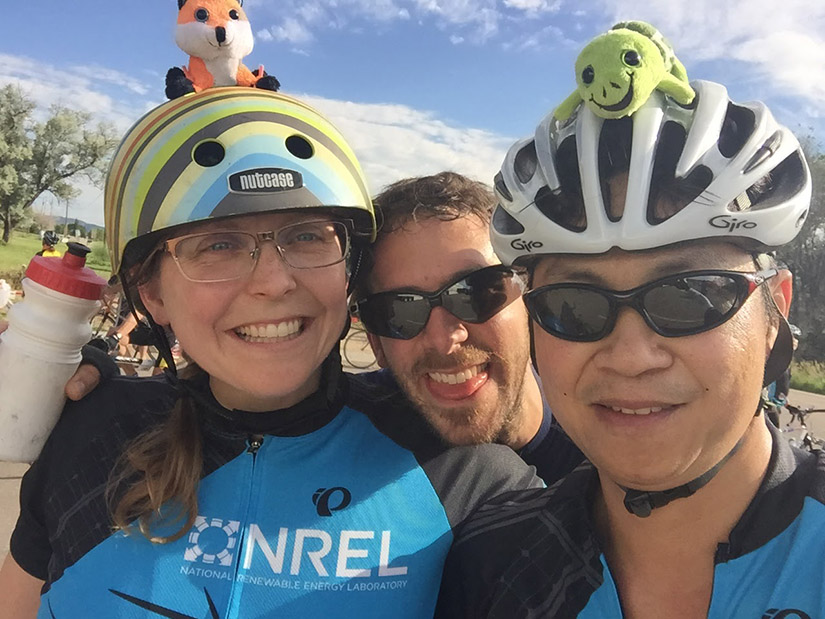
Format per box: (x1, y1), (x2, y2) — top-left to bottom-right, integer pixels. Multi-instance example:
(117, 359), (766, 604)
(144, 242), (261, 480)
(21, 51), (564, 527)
(770, 269), (793, 318)
(137, 279), (171, 326)
(366, 331), (389, 368)
(764, 269), (793, 355)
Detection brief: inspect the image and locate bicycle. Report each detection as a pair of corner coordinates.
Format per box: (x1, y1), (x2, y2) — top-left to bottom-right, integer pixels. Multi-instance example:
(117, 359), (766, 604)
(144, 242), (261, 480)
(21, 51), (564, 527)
(342, 321), (378, 370)
(780, 404), (825, 452)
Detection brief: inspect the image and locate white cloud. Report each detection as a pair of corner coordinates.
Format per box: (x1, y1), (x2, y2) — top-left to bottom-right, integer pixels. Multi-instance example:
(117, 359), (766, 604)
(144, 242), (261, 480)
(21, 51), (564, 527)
(0, 54), (512, 225)
(591, 0), (825, 106)
(0, 54), (158, 131)
(266, 17), (315, 44)
(450, 34), (465, 44)
(252, 0), (556, 47)
(301, 94), (513, 192)
(503, 0), (561, 15)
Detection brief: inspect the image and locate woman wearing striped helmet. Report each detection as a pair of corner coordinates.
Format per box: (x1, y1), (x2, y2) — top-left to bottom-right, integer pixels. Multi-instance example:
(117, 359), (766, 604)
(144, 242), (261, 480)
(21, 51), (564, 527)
(2, 88), (537, 618)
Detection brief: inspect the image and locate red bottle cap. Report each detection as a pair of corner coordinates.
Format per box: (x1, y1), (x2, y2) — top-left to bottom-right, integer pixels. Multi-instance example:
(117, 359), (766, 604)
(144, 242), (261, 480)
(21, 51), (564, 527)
(25, 242), (108, 300)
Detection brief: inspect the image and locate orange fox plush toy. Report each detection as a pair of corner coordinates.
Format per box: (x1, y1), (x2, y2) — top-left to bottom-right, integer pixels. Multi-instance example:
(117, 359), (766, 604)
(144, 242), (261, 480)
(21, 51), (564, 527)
(165, 0), (280, 99)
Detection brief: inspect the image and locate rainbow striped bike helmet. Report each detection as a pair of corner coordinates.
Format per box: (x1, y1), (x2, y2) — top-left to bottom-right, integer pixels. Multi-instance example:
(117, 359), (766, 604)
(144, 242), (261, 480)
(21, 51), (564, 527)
(105, 87), (375, 276)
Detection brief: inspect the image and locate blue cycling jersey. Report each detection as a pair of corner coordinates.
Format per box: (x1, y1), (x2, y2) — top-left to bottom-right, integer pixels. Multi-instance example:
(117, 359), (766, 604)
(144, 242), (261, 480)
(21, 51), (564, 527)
(12, 361), (540, 618)
(436, 422), (825, 619)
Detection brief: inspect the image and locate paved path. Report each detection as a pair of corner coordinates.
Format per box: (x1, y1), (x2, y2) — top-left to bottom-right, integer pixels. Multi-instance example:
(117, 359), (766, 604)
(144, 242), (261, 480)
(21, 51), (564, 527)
(2, 388), (824, 566)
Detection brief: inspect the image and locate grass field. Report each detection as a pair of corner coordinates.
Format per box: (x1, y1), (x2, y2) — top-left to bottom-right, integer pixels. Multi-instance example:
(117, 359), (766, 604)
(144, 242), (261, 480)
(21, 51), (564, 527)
(790, 361), (825, 396)
(0, 231), (111, 288)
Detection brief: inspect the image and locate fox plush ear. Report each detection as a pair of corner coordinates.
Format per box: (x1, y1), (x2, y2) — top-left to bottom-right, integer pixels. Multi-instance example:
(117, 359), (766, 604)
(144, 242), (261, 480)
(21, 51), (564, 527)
(178, 0), (186, 9)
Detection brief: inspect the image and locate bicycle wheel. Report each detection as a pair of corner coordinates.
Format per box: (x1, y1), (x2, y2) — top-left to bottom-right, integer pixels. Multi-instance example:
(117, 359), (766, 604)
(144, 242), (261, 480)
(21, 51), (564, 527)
(342, 329), (377, 370)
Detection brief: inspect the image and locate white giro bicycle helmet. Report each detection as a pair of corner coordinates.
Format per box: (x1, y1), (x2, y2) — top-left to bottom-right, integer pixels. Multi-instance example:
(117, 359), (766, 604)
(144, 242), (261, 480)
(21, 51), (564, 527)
(491, 80), (811, 265)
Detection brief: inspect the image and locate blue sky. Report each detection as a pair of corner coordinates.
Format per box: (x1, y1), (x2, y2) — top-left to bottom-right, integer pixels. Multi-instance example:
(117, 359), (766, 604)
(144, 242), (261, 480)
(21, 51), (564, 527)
(3, 0), (823, 226)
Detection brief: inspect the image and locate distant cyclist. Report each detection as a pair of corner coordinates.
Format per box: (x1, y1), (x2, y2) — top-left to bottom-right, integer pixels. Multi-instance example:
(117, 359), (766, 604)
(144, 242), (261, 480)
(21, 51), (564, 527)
(35, 231), (62, 258)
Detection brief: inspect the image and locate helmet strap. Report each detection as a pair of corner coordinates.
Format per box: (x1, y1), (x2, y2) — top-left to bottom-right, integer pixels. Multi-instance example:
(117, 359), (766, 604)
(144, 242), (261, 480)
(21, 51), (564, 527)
(618, 396), (765, 518)
(619, 435), (745, 518)
(119, 269), (178, 375)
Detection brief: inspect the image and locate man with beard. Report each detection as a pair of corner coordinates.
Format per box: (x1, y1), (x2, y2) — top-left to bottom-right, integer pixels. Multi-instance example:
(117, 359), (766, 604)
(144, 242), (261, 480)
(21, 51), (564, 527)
(350, 172), (584, 484)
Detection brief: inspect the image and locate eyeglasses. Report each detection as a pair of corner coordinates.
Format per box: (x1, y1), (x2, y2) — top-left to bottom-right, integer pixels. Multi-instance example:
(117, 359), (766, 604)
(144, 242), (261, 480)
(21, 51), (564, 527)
(352, 265), (528, 340)
(524, 269), (777, 342)
(164, 219), (350, 283)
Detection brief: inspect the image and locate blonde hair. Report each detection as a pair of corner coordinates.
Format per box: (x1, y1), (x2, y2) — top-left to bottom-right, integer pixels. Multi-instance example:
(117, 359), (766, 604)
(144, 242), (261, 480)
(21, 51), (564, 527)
(106, 364), (204, 543)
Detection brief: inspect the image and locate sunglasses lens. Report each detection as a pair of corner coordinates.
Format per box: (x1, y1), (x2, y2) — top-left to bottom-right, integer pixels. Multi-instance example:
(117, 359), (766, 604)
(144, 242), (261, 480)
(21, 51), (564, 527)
(356, 266), (525, 340)
(358, 293), (430, 340)
(443, 268), (524, 324)
(643, 274), (742, 335)
(527, 288), (612, 341)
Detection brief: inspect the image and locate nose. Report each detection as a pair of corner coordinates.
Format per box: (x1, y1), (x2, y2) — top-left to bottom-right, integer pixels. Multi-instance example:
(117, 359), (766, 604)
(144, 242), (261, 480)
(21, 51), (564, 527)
(592, 307), (673, 377)
(244, 243), (297, 297)
(419, 306), (470, 356)
(215, 26), (226, 43)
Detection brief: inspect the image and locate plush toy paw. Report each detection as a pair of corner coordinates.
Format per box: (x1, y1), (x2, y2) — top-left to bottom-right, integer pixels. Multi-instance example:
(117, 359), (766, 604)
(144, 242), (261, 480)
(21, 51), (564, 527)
(255, 74), (281, 92)
(251, 68), (280, 92)
(165, 67), (196, 100)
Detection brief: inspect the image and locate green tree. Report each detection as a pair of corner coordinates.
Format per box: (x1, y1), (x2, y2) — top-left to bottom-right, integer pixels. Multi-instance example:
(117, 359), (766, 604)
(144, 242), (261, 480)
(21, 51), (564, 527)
(782, 137), (825, 361)
(0, 85), (118, 243)
(0, 85), (34, 242)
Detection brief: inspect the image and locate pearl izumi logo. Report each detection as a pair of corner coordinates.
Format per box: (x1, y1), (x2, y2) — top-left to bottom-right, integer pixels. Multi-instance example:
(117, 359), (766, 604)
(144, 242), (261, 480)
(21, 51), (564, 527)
(313, 487), (352, 516)
(184, 516), (241, 566)
(762, 610), (812, 619)
(228, 168), (303, 193)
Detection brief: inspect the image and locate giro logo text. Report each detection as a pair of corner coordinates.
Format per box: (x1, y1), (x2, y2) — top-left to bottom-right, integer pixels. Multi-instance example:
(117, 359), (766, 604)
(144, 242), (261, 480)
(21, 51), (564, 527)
(313, 487), (352, 517)
(229, 168), (303, 193)
(511, 238), (544, 252)
(709, 215), (757, 232)
(762, 610), (812, 619)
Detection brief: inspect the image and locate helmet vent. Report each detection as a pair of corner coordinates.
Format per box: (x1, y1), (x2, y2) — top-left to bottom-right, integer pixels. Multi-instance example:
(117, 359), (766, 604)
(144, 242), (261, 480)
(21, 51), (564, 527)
(599, 118), (633, 222)
(193, 140), (226, 167)
(534, 185), (587, 233)
(492, 204), (525, 234)
(743, 130), (783, 174)
(737, 150), (807, 212)
(532, 136), (587, 232)
(718, 103), (756, 159)
(286, 134), (314, 159)
(514, 141), (538, 184)
(494, 172), (513, 202)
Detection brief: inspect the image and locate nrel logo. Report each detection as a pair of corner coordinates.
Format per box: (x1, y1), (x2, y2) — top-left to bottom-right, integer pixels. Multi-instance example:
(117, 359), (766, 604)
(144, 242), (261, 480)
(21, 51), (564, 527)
(184, 516), (240, 566)
(243, 525), (408, 578)
(511, 238), (544, 252)
(228, 168), (303, 193)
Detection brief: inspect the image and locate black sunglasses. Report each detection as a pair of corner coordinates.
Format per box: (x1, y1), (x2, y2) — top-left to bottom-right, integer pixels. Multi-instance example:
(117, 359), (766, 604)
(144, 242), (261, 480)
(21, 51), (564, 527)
(352, 265), (528, 340)
(524, 269), (777, 342)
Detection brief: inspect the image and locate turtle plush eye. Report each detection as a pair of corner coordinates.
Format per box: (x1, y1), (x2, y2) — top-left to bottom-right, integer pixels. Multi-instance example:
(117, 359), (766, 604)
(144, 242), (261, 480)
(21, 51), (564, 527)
(229, 9), (240, 19)
(195, 8), (209, 21)
(623, 50), (641, 66)
(582, 66), (595, 85)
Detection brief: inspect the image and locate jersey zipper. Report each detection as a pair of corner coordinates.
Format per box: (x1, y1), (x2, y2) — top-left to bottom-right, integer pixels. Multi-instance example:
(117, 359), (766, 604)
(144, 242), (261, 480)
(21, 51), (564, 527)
(247, 434), (264, 455)
(225, 434), (266, 618)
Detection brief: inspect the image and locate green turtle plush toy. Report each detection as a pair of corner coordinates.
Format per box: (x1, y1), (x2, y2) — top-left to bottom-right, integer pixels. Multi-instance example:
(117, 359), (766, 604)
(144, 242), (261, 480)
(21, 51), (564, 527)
(554, 21), (695, 121)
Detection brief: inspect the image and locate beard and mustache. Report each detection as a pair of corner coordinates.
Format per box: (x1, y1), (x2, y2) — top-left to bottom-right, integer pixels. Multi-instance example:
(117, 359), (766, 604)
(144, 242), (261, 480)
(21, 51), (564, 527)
(393, 344), (529, 446)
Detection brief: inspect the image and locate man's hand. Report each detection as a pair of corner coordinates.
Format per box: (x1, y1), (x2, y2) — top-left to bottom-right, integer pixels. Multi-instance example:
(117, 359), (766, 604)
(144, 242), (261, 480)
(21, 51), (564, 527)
(1, 319), (103, 401)
(64, 364), (102, 401)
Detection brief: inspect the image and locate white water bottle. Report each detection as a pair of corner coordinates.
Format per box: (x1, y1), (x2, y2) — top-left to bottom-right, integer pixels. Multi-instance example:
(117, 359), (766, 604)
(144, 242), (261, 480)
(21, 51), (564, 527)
(0, 242), (106, 462)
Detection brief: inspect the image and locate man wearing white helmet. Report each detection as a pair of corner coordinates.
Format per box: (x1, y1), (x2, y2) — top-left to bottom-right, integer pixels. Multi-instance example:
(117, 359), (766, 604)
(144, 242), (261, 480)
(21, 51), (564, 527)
(436, 31), (822, 618)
